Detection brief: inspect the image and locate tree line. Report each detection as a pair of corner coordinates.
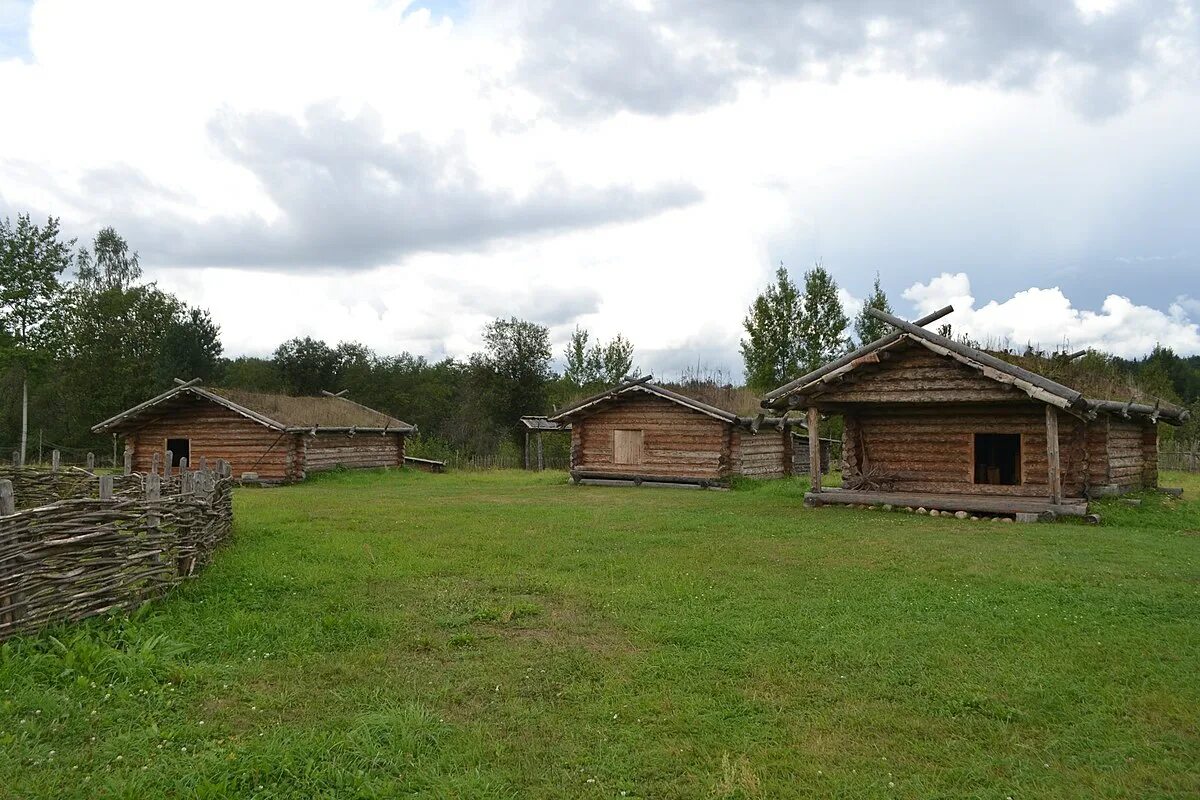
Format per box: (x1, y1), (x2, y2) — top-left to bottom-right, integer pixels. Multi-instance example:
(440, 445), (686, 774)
(0, 215), (638, 462)
(2, 214), (1197, 463)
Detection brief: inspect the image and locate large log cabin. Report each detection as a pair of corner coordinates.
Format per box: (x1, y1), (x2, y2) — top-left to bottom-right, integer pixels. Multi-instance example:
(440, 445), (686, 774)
(762, 307), (1191, 517)
(92, 380), (415, 483)
(550, 377), (827, 487)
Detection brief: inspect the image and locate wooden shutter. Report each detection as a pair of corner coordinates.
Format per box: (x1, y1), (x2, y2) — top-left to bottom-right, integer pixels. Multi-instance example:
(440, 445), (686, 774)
(613, 429), (644, 465)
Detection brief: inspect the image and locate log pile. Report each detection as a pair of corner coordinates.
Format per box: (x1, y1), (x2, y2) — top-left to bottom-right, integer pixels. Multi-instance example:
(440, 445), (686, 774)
(0, 461), (234, 642)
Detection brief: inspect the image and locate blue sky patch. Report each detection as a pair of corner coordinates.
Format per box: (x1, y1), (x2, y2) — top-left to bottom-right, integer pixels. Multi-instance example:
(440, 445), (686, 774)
(0, 0), (33, 61)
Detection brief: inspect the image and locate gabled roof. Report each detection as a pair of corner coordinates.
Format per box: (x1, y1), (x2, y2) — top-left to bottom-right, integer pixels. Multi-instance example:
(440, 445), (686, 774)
(92, 379), (415, 434)
(551, 375), (802, 431)
(519, 416), (570, 431)
(764, 308), (1190, 425)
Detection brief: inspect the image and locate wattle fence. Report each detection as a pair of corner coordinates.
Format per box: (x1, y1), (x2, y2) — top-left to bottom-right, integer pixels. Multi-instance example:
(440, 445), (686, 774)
(0, 461), (234, 642)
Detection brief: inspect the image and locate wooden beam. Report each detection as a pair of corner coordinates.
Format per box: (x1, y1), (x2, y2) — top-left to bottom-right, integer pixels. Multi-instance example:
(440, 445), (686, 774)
(808, 406), (821, 493)
(1046, 405), (1062, 505)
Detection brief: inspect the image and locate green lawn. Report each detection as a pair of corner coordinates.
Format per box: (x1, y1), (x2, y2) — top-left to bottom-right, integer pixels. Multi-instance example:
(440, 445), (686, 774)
(2, 470), (1198, 799)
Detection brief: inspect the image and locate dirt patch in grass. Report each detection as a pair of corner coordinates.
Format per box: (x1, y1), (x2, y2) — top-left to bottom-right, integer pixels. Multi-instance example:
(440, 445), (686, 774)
(487, 595), (638, 657)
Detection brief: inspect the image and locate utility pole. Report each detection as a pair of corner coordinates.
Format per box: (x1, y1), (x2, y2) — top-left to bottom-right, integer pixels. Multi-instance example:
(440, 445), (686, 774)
(19, 379), (27, 468)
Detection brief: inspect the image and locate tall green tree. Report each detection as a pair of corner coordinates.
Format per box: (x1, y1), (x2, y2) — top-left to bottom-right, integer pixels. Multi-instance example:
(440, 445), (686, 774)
(48, 227), (223, 443)
(798, 262), (851, 372)
(75, 226), (142, 291)
(599, 333), (635, 383)
(0, 215), (74, 348)
(273, 337), (341, 395)
(853, 272), (893, 345)
(740, 264), (803, 392)
(481, 317), (553, 440)
(563, 326), (592, 386)
(562, 327), (638, 388)
(0, 214), (75, 462)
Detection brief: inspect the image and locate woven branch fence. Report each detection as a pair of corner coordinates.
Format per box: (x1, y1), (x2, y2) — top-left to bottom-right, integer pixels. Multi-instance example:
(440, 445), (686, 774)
(0, 460), (234, 642)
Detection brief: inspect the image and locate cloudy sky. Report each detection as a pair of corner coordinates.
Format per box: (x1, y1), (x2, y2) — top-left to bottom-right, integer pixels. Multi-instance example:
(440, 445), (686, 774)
(2, 0), (1199, 377)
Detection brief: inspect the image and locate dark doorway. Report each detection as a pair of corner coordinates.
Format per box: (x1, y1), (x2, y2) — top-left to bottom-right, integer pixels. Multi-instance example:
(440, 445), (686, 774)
(974, 433), (1020, 485)
(166, 438), (190, 467)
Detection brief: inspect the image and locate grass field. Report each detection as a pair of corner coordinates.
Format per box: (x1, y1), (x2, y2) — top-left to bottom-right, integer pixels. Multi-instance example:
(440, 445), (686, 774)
(2, 469), (1198, 799)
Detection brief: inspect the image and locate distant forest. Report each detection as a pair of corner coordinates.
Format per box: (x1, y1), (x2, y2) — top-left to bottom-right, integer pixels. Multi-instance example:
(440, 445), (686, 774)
(2, 216), (1197, 465)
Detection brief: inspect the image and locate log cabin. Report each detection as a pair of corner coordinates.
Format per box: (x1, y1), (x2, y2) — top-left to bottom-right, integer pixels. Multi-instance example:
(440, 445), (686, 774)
(550, 376), (826, 487)
(92, 379), (415, 483)
(761, 307), (1191, 518)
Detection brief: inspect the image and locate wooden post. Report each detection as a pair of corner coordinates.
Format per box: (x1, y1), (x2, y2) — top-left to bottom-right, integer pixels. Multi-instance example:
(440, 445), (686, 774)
(165, 450), (174, 479)
(524, 430), (530, 470)
(537, 431), (544, 471)
(151, 450), (161, 477)
(99, 474), (114, 500)
(808, 406), (821, 493)
(1046, 405), (1062, 505)
(51, 450), (60, 472)
(86, 452), (95, 472)
(0, 479), (14, 516)
(11, 450), (18, 466)
(124, 447), (133, 476)
(783, 427), (794, 478)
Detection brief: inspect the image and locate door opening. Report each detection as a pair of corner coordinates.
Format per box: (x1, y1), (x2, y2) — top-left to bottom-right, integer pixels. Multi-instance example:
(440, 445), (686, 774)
(166, 438), (190, 467)
(974, 433), (1020, 485)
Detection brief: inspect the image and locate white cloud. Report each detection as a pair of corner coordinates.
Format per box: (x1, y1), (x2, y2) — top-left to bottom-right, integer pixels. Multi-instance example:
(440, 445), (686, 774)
(0, 0), (1198, 376)
(903, 272), (1200, 357)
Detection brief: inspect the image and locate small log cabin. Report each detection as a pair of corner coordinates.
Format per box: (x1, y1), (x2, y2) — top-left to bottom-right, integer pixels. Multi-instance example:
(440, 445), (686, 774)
(550, 376), (824, 486)
(92, 379), (415, 483)
(762, 307), (1191, 517)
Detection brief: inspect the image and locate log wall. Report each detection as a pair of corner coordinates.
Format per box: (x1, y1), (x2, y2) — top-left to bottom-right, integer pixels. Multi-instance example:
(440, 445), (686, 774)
(816, 344), (1025, 404)
(570, 394), (731, 480)
(303, 431), (406, 474)
(730, 428), (789, 479)
(1106, 418), (1153, 491)
(792, 436), (831, 475)
(841, 403), (1089, 497)
(124, 397), (295, 483)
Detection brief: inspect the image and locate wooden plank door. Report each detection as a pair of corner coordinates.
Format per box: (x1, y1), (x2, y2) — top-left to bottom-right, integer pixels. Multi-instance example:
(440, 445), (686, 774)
(613, 429), (644, 465)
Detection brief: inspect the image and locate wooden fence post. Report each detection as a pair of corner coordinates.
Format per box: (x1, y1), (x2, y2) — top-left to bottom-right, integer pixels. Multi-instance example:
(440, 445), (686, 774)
(99, 474), (113, 500)
(11, 450), (18, 467)
(86, 452), (95, 472)
(0, 479), (14, 516)
(165, 450), (174, 479)
(51, 450), (60, 472)
(124, 447), (133, 476)
(151, 450), (161, 477)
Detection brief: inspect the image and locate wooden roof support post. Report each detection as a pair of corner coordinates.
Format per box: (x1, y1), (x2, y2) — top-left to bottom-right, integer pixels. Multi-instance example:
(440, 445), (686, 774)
(537, 431), (544, 471)
(808, 406), (822, 493)
(1046, 405), (1062, 505)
